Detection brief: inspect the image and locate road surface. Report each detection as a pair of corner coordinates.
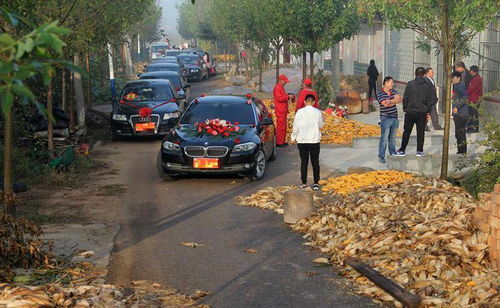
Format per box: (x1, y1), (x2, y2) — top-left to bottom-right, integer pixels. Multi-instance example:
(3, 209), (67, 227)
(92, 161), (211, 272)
(105, 77), (378, 307)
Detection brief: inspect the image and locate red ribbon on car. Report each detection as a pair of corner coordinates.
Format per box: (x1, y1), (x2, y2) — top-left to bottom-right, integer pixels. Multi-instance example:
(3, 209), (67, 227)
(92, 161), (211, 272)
(119, 98), (177, 117)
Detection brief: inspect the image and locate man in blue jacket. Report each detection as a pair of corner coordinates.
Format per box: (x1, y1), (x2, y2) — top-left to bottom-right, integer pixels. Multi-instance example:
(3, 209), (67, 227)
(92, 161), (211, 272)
(394, 67), (436, 157)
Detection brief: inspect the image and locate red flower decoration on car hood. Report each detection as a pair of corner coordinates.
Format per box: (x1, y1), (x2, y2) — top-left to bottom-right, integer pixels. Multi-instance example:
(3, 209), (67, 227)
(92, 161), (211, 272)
(139, 107), (153, 118)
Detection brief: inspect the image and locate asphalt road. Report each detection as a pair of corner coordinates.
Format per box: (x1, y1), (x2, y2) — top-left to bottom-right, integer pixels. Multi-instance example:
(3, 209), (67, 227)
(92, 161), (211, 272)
(106, 77), (378, 307)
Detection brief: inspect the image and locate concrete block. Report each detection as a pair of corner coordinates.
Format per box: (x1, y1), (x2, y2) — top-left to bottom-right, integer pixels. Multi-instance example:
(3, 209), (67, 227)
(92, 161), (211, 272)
(386, 153), (467, 177)
(347, 166), (374, 175)
(284, 190), (314, 224)
(352, 134), (443, 149)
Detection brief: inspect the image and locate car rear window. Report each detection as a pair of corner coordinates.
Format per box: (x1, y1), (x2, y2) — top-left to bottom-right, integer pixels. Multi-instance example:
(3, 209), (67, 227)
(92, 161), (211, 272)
(177, 56), (199, 65)
(146, 65), (177, 72)
(166, 50), (181, 56)
(121, 85), (173, 102)
(140, 75), (181, 89)
(181, 102), (255, 125)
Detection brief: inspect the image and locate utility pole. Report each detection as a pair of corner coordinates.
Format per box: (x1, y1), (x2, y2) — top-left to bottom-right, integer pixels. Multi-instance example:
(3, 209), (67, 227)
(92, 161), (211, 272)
(137, 34), (141, 61)
(107, 43), (116, 99)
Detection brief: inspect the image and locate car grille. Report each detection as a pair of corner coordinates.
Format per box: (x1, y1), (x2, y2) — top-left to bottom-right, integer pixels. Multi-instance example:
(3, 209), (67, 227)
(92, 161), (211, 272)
(184, 146), (205, 157)
(206, 146), (228, 157)
(184, 146), (228, 158)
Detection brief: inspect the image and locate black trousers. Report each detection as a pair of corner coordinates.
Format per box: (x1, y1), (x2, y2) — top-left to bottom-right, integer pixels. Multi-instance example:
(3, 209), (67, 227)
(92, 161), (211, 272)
(425, 105), (441, 129)
(467, 103), (479, 133)
(454, 116), (467, 154)
(368, 80), (377, 99)
(399, 112), (427, 153)
(298, 143), (320, 184)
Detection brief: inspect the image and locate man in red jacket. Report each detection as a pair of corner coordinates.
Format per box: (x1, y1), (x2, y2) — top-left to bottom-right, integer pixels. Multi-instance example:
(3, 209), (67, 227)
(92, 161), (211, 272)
(295, 78), (319, 112)
(466, 65), (482, 133)
(273, 74), (294, 147)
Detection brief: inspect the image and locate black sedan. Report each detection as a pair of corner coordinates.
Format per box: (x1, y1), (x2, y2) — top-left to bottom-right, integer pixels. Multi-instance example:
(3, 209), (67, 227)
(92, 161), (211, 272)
(139, 71), (190, 110)
(176, 54), (208, 81)
(143, 62), (187, 81)
(157, 95), (276, 181)
(111, 80), (181, 138)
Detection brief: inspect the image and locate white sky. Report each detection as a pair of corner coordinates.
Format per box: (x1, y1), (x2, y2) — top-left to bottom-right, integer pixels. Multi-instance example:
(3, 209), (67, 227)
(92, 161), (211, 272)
(158, 0), (182, 44)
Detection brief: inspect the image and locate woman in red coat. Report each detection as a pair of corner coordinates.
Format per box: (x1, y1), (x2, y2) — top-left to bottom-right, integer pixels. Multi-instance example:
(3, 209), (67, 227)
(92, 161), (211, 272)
(295, 78), (319, 112)
(466, 65), (482, 133)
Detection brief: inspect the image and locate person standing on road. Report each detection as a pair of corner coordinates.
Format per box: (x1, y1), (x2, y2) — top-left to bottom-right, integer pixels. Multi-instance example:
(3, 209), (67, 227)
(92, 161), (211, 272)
(394, 67), (436, 157)
(466, 65), (483, 133)
(367, 59), (379, 102)
(454, 61), (472, 89)
(273, 74), (295, 147)
(451, 72), (469, 154)
(376, 76), (402, 163)
(291, 94), (324, 190)
(424, 68), (443, 131)
(295, 78), (319, 112)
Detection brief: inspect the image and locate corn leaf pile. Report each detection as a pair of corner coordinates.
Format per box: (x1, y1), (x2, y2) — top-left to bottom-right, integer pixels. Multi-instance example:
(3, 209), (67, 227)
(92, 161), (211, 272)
(236, 177), (500, 307)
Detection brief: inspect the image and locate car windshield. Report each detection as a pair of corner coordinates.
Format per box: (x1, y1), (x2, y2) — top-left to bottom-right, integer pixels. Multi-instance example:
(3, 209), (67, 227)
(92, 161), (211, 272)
(181, 102), (255, 125)
(146, 65), (177, 72)
(121, 85), (173, 102)
(151, 46), (168, 53)
(177, 56), (198, 65)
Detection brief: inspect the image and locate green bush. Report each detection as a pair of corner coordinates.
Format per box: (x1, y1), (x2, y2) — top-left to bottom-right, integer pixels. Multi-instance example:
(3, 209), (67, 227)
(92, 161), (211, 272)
(460, 104), (500, 197)
(312, 70), (334, 110)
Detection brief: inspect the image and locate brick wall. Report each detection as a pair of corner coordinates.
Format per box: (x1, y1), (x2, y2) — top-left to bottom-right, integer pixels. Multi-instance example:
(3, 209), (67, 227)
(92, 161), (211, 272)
(474, 184), (500, 268)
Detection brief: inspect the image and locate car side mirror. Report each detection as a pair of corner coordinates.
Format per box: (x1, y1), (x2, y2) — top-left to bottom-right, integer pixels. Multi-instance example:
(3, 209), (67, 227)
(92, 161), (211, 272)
(261, 117), (273, 126)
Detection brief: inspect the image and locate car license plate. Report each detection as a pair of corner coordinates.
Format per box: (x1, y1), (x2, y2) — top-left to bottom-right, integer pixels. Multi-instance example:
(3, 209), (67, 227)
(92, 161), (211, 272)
(193, 158), (219, 169)
(135, 122), (155, 131)
(191, 69), (197, 72)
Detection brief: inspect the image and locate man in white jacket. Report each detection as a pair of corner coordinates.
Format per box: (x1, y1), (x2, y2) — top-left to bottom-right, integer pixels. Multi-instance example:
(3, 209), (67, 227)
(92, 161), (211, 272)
(291, 94), (324, 190)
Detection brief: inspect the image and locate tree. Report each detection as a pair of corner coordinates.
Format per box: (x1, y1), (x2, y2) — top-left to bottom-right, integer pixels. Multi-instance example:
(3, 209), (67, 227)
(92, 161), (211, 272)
(0, 7), (71, 214)
(289, 0), (359, 78)
(358, 0), (499, 179)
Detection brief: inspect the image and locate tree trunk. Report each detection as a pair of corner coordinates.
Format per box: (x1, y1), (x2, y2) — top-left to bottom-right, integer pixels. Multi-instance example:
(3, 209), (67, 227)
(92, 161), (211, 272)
(73, 53), (86, 129)
(331, 45), (340, 94)
(61, 69), (66, 111)
(248, 49), (253, 79)
(440, 1), (452, 180)
(3, 106), (14, 214)
(85, 53), (92, 108)
(69, 72), (75, 130)
(224, 41), (228, 72)
(310, 52), (314, 78)
(47, 80), (55, 159)
(124, 38), (134, 79)
(275, 43), (280, 84)
(258, 48), (263, 92)
(302, 52), (307, 81)
(245, 49), (250, 82)
(283, 41), (291, 64)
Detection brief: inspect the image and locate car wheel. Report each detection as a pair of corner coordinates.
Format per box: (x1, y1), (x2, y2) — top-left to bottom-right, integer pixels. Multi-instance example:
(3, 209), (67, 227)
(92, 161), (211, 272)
(269, 138), (277, 161)
(247, 149), (267, 181)
(156, 151), (177, 181)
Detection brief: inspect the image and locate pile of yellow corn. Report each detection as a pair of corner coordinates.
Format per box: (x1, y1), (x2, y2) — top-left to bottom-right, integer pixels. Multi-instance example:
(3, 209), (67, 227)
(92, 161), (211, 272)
(319, 170), (414, 195)
(261, 99), (380, 144)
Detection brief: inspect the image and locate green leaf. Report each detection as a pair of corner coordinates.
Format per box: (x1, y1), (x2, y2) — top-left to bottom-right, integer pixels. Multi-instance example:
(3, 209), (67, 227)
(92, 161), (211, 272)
(49, 25), (71, 35)
(0, 33), (15, 46)
(15, 41), (26, 59)
(11, 84), (35, 99)
(1, 91), (14, 115)
(24, 37), (34, 52)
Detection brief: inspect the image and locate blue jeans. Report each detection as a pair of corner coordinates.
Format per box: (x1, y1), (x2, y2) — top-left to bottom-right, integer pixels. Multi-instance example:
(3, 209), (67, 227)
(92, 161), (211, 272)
(379, 117), (399, 159)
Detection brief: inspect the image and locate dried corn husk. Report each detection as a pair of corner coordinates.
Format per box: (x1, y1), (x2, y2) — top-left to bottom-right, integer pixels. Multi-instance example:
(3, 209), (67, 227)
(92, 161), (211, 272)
(237, 177), (500, 307)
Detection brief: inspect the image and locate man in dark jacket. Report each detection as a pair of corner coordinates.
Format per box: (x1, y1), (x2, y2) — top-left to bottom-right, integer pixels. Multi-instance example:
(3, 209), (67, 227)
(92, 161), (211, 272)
(451, 72), (469, 154)
(454, 61), (472, 89)
(394, 67), (436, 157)
(424, 67), (443, 131)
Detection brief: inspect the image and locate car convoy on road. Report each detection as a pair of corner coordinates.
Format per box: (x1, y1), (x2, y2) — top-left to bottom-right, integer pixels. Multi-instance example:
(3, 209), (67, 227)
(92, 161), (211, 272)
(111, 45), (277, 181)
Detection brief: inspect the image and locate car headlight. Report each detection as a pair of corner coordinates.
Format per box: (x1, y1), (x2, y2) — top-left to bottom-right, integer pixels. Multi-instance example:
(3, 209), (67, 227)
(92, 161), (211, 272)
(112, 114), (127, 121)
(233, 142), (257, 152)
(163, 141), (180, 151)
(163, 112), (179, 120)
